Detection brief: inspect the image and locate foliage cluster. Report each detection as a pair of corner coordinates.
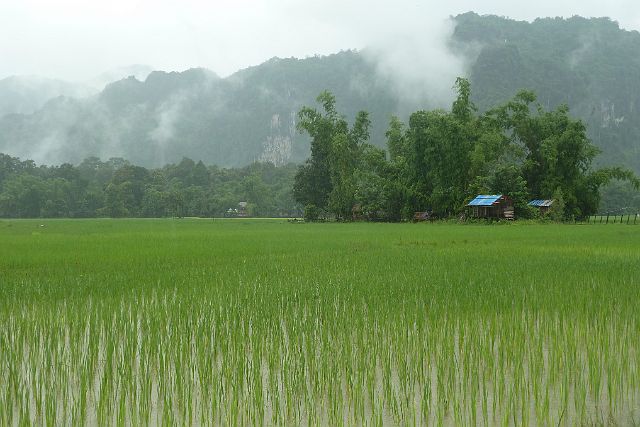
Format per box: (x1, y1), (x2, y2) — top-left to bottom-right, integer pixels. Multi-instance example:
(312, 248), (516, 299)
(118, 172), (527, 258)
(455, 13), (640, 174)
(294, 80), (638, 221)
(0, 154), (298, 218)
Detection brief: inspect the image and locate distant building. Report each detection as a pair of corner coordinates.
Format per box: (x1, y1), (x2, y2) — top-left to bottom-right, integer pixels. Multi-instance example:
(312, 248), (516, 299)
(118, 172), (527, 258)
(528, 199), (554, 215)
(237, 201), (248, 217)
(467, 195), (514, 219)
(352, 203), (363, 221)
(413, 211), (432, 222)
(224, 202), (249, 218)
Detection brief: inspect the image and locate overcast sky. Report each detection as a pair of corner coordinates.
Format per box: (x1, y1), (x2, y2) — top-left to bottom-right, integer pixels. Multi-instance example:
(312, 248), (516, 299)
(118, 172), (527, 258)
(1, 0), (640, 82)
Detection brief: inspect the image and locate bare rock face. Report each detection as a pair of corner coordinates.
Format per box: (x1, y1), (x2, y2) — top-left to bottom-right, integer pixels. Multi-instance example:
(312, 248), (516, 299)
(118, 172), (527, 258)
(259, 112), (296, 166)
(599, 101), (625, 129)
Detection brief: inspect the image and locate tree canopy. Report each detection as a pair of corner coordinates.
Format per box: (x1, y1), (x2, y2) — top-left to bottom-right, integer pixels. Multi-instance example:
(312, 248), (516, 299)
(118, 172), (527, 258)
(294, 80), (639, 221)
(0, 154), (299, 219)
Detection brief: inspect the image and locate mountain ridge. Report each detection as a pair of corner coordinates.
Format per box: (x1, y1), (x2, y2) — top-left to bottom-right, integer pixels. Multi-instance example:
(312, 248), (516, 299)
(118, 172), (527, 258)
(1, 13), (639, 174)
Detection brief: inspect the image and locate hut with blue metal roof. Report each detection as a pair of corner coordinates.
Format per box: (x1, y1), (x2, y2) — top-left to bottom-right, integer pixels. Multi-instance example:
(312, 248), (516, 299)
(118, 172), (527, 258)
(528, 199), (554, 215)
(467, 195), (514, 219)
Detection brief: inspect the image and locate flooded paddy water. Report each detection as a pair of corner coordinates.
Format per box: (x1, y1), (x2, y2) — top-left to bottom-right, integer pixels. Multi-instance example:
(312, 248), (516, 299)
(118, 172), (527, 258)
(0, 219), (638, 425)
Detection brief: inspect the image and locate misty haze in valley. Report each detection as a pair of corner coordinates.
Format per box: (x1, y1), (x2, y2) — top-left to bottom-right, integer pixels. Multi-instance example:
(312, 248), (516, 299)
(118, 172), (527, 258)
(1, 11), (640, 177)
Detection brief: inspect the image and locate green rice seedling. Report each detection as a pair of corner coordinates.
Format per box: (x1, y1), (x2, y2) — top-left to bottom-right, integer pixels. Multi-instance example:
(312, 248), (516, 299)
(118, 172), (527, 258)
(0, 219), (638, 425)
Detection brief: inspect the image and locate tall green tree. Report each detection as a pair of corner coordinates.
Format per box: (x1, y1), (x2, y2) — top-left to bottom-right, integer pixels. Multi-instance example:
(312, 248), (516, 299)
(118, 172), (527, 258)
(293, 92), (338, 213)
(294, 91), (371, 220)
(494, 90), (638, 218)
(403, 78), (478, 216)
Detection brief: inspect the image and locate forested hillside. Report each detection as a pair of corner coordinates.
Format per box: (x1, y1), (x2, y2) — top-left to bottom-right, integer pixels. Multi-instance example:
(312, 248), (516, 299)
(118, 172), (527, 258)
(0, 13), (639, 177)
(455, 12), (640, 173)
(0, 55), (393, 168)
(1, 80), (637, 219)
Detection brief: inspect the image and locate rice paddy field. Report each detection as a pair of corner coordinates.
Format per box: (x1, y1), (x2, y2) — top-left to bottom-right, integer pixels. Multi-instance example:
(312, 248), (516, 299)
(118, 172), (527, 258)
(0, 218), (639, 426)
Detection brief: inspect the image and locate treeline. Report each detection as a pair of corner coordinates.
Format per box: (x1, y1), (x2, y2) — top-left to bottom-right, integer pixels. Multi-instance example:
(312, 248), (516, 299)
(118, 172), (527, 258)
(294, 79), (639, 221)
(0, 155), (298, 218)
(2, 78), (637, 221)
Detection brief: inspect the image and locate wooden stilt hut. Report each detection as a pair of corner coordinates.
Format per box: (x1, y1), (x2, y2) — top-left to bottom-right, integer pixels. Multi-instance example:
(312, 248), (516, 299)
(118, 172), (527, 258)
(467, 195), (514, 219)
(528, 199), (554, 215)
